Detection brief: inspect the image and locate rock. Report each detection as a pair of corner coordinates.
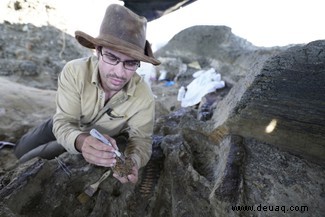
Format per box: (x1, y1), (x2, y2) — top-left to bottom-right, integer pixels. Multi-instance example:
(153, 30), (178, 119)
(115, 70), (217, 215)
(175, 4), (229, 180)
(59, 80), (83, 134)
(0, 22), (91, 90)
(210, 40), (325, 166)
(0, 141), (164, 217)
(242, 137), (324, 217)
(152, 26), (287, 117)
(0, 77), (56, 142)
(155, 25), (286, 84)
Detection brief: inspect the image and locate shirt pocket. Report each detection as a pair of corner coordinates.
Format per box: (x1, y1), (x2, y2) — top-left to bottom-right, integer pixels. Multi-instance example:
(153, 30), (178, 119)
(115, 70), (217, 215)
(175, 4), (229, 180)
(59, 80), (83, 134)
(106, 108), (126, 119)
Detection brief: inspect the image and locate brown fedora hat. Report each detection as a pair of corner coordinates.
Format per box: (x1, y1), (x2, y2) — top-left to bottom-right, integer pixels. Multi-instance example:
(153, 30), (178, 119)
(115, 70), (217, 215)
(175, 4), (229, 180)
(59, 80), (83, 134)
(75, 4), (160, 65)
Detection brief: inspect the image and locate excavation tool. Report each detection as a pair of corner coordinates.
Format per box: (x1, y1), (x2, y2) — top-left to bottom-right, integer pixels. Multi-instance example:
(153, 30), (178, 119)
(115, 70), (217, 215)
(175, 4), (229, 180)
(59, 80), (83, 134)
(77, 170), (111, 204)
(90, 129), (125, 162)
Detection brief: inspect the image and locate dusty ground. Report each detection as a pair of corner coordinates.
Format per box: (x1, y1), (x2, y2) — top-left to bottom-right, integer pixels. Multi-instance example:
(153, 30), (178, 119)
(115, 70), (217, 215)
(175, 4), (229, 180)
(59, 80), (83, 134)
(0, 148), (18, 173)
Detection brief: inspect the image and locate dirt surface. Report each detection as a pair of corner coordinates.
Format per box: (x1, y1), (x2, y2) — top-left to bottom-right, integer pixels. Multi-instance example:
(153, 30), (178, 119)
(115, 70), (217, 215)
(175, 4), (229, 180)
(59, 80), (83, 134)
(0, 22), (91, 90)
(0, 148), (18, 173)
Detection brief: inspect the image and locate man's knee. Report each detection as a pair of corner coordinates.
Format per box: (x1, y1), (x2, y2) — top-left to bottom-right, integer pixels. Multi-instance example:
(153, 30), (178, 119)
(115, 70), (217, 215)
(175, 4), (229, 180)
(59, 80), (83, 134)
(19, 141), (66, 163)
(14, 118), (56, 159)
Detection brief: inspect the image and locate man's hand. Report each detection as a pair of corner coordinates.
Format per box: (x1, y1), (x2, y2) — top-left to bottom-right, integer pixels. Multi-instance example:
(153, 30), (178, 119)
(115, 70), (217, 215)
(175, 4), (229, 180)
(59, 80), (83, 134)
(113, 161), (139, 184)
(76, 133), (119, 167)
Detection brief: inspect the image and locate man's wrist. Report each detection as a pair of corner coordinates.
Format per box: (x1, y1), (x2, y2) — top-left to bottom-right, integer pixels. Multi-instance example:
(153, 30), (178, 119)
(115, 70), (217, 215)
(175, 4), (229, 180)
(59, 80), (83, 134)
(75, 133), (89, 152)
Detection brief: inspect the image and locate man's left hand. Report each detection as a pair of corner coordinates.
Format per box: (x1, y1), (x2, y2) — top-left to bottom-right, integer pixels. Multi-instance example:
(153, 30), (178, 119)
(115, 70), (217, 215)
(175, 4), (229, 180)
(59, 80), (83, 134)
(113, 163), (139, 184)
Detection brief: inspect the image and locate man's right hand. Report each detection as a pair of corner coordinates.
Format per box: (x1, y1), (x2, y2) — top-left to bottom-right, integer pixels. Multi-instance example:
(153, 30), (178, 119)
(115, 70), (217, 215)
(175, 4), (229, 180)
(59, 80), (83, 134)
(75, 133), (119, 167)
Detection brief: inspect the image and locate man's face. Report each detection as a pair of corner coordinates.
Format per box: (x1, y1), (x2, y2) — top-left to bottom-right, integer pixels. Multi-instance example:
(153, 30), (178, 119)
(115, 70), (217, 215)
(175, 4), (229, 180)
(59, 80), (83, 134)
(98, 47), (139, 94)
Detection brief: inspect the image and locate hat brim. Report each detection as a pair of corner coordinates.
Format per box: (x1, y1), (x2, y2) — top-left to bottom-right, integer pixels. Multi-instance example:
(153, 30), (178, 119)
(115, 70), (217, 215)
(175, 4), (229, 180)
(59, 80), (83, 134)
(75, 31), (160, 66)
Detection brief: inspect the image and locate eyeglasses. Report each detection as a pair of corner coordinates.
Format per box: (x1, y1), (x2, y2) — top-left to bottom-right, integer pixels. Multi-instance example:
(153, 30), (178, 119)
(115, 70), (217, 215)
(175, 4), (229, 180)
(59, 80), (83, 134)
(99, 49), (140, 71)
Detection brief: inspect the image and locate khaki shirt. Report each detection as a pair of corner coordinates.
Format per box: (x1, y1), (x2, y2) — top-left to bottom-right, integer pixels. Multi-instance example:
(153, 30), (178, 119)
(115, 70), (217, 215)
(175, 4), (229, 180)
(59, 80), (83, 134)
(53, 56), (155, 168)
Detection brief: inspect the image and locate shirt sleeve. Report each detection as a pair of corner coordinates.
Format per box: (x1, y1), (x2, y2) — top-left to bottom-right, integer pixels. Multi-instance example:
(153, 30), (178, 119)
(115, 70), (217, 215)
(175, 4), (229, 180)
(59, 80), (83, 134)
(52, 62), (84, 154)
